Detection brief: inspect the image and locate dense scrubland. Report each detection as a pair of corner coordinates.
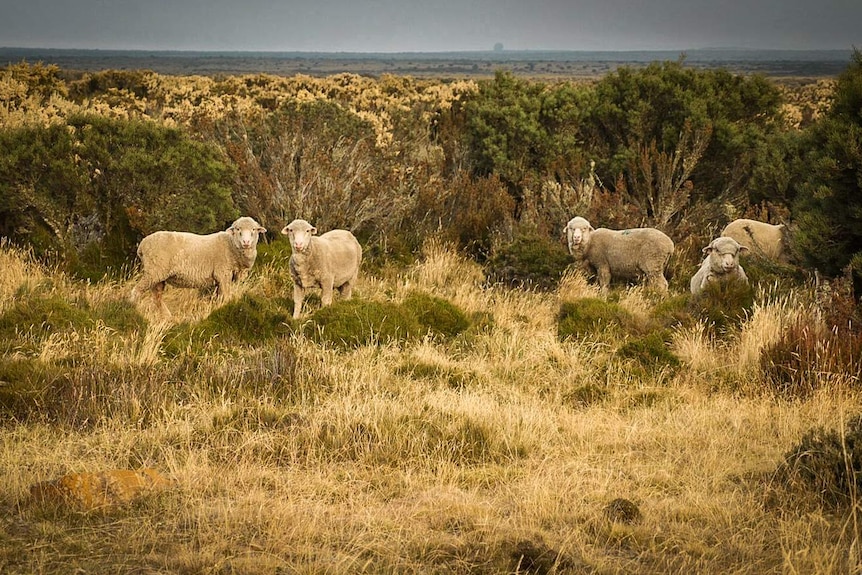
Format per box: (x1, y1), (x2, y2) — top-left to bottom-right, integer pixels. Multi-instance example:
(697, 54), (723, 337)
(1, 53), (862, 574)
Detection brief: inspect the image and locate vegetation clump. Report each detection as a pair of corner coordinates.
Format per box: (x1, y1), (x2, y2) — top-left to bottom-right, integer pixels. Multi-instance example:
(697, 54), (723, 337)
(772, 415), (862, 510)
(616, 329), (681, 372)
(688, 277), (755, 335)
(485, 230), (573, 291)
(163, 293), (293, 355)
(401, 291), (471, 340)
(304, 298), (422, 349)
(557, 297), (637, 341)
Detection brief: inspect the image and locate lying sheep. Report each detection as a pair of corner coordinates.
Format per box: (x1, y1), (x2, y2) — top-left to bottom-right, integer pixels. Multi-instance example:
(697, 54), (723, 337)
(721, 218), (788, 262)
(565, 216), (674, 293)
(130, 216), (266, 315)
(690, 236), (750, 296)
(281, 218), (362, 319)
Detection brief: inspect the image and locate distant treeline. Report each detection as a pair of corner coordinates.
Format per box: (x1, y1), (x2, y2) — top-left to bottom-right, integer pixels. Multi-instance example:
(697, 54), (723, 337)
(0, 47), (855, 78)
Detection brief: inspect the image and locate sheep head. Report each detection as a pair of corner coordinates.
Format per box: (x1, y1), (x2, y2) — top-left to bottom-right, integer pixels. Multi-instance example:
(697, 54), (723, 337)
(281, 219), (317, 253)
(704, 236), (748, 274)
(566, 216), (594, 255)
(228, 217), (266, 251)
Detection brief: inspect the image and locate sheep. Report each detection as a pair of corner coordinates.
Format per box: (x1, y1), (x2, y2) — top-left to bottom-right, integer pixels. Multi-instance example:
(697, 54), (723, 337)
(690, 236), (750, 296)
(565, 216), (674, 293)
(281, 218), (362, 319)
(130, 216), (266, 315)
(721, 218), (788, 262)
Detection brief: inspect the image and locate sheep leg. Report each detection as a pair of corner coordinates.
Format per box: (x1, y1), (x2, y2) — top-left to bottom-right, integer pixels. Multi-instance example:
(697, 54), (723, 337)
(292, 284), (305, 319)
(647, 272), (669, 293)
(320, 278), (335, 307)
(214, 272), (232, 304)
(132, 275), (171, 315)
(150, 282), (170, 316)
(338, 281), (353, 300)
(596, 267), (612, 294)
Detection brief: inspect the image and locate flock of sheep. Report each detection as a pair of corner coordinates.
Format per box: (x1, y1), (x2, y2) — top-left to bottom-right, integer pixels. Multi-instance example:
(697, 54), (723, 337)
(566, 216), (786, 296)
(129, 214), (787, 317)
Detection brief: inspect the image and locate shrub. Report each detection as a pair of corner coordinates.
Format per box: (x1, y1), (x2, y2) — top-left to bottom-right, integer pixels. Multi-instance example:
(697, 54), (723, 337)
(413, 172), (515, 261)
(688, 277), (755, 335)
(400, 291), (471, 340)
(0, 358), (67, 422)
(760, 312), (862, 398)
(0, 357), (176, 427)
(304, 299), (422, 349)
(790, 51), (862, 283)
(395, 359), (477, 390)
(0, 292), (94, 354)
(485, 230), (572, 291)
(616, 330), (681, 371)
(163, 294), (293, 356)
(561, 383), (610, 409)
(0, 114), (238, 279)
(772, 415), (862, 510)
(650, 294), (694, 329)
(557, 298), (636, 341)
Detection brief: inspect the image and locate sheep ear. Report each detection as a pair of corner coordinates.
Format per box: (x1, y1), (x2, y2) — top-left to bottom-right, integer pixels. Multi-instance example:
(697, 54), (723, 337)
(588, 225), (595, 232)
(257, 227), (267, 235)
(738, 244), (749, 253)
(311, 227), (318, 235)
(702, 246), (712, 254)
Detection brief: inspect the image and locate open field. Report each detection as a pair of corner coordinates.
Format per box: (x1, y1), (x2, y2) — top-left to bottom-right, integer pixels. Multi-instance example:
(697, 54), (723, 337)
(2, 53), (861, 573)
(1, 239), (861, 574)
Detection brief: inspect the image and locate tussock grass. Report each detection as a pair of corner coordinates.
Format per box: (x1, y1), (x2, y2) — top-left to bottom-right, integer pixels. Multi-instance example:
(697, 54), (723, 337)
(2, 242), (862, 574)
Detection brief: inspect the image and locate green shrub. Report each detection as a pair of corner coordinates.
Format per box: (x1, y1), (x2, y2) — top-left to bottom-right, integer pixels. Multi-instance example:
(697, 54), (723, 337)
(557, 298), (635, 341)
(0, 357), (176, 427)
(395, 359), (477, 390)
(0, 293), (94, 354)
(688, 278), (755, 335)
(163, 294), (293, 356)
(401, 291), (471, 340)
(790, 51), (862, 281)
(772, 415), (862, 509)
(304, 299), (422, 349)
(616, 330), (681, 371)
(650, 293), (694, 329)
(740, 256), (807, 294)
(486, 230), (572, 291)
(93, 298), (148, 334)
(0, 115), (238, 279)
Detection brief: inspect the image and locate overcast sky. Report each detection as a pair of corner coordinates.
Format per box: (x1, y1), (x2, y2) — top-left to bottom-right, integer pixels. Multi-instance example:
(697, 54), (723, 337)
(1, 0), (859, 52)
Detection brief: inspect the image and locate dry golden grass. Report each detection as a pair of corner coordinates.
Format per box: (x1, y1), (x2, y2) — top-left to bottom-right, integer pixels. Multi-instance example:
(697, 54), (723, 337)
(1, 241), (861, 574)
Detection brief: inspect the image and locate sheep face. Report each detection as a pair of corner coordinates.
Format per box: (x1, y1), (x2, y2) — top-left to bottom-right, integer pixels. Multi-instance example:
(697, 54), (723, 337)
(281, 219), (317, 253)
(228, 217), (266, 251)
(704, 237), (749, 273)
(566, 216), (594, 255)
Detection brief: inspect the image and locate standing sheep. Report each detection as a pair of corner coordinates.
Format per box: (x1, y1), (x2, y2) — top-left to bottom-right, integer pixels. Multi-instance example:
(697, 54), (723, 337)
(721, 218), (788, 262)
(281, 219), (362, 319)
(690, 236), (750, 296)
(130, 216), (266, 315)
(565, 216), (674, 294)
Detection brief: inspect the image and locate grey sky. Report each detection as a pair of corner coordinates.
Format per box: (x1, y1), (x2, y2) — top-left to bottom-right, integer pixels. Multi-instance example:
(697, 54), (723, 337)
(1, 0), (859, 52)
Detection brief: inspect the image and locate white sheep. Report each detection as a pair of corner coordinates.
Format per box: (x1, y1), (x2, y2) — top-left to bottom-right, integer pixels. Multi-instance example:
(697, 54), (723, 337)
(281, 218), (362, 319)
(721, 218), (788, 262)
(130, 216), (266, 315)
(565, 216), (674, 293)
(690, 236), (750, 296)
